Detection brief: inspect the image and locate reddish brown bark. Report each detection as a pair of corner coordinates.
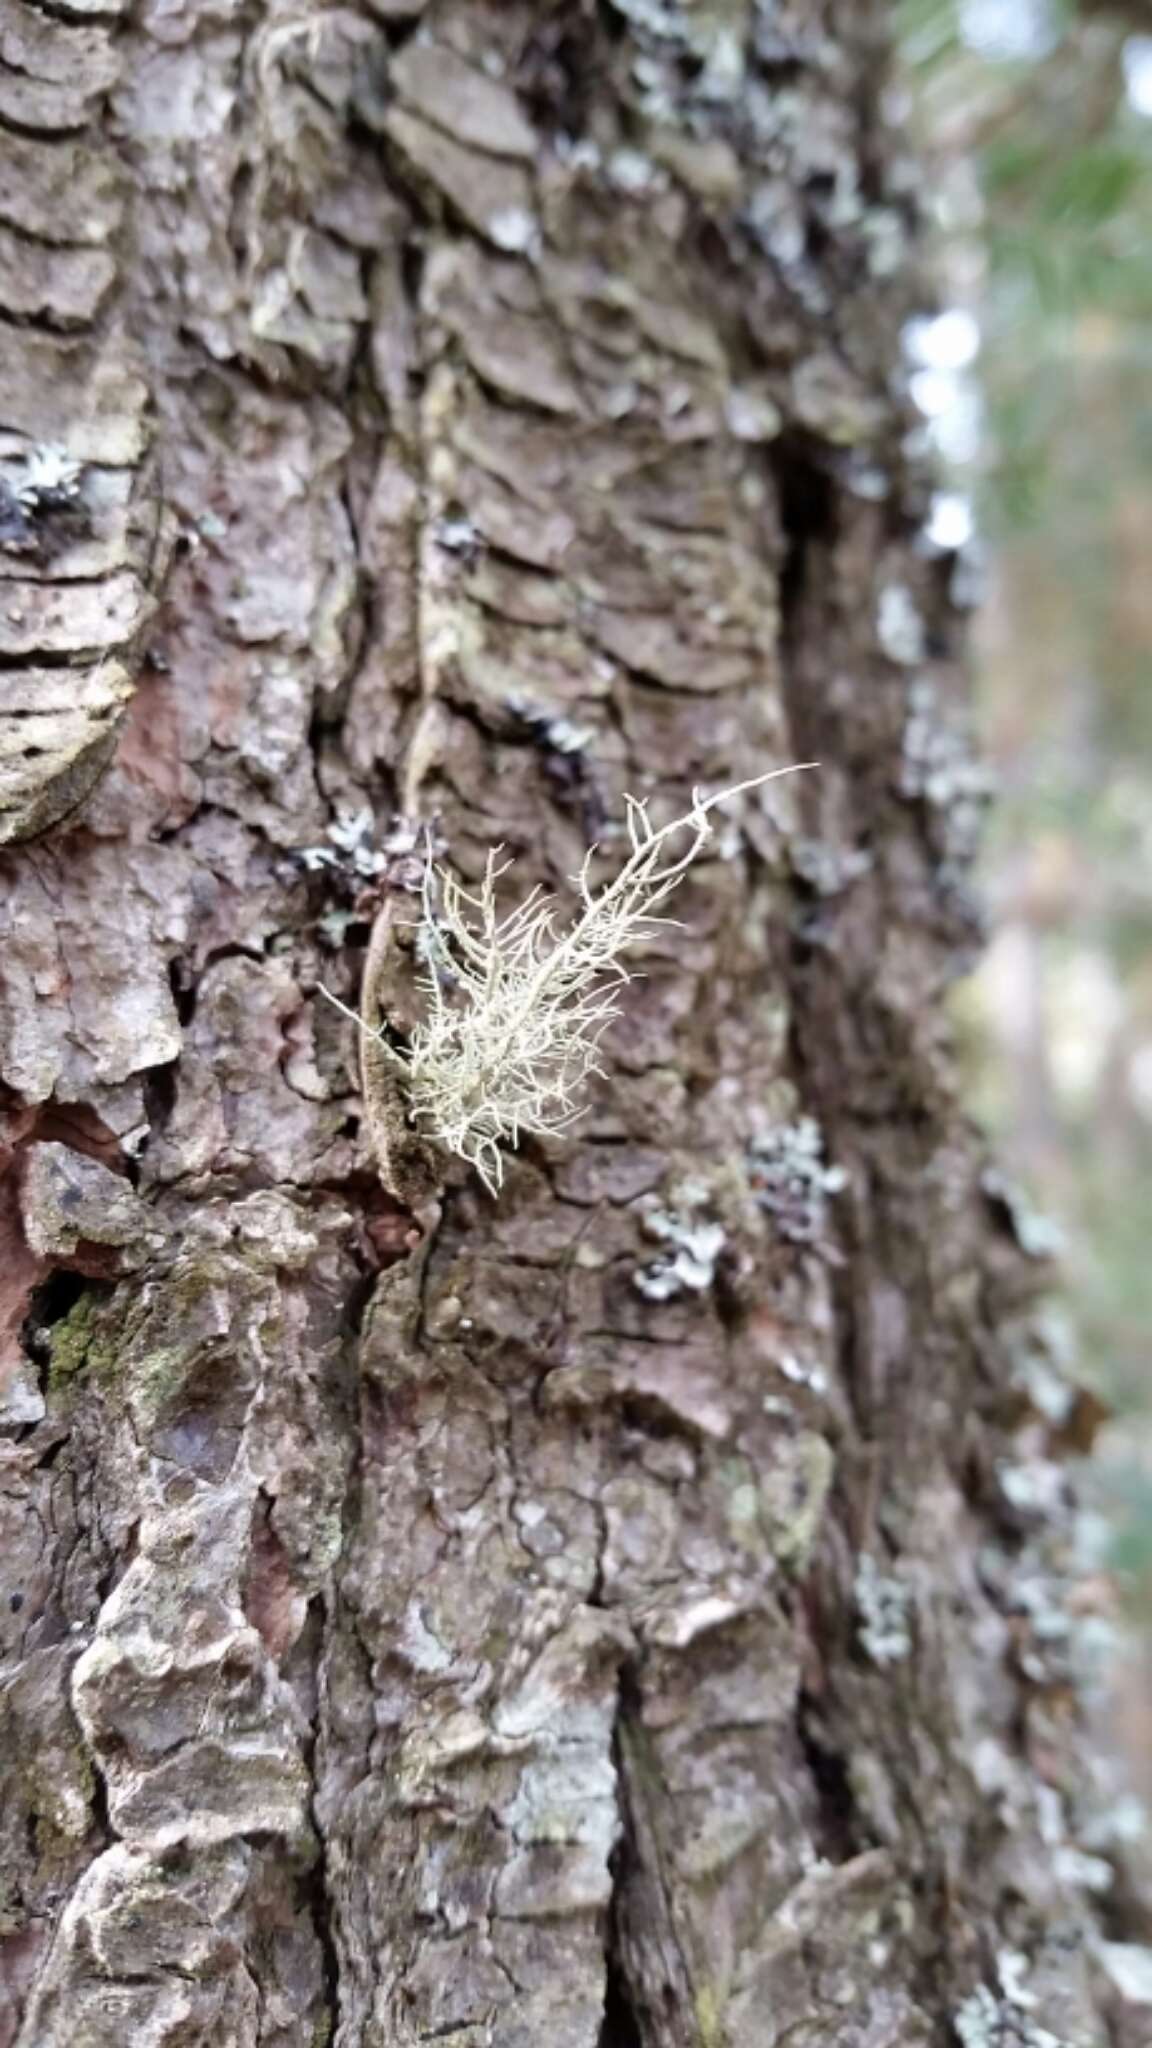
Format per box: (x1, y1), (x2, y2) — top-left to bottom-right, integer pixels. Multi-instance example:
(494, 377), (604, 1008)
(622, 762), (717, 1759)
(0, 3), (1147, 2044)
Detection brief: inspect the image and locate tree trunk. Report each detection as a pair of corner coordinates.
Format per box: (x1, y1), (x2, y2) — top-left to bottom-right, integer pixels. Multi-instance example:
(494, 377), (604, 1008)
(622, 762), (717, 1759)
(0, 4), (1144, 2044)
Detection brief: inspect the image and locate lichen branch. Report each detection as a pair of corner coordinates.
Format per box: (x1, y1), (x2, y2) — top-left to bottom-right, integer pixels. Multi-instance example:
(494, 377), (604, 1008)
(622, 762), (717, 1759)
(328, 765), (812, 1196)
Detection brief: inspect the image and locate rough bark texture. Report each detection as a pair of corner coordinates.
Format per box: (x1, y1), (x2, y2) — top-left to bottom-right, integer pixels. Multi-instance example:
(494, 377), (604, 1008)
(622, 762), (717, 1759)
(1, 3), (1149, 2045)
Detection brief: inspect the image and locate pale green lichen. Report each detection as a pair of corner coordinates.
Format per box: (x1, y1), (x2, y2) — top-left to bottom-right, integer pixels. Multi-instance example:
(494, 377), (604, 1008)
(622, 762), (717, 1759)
(25, 1742), (95, 1856)
(46, 1294), (120, 1399)
(345, 770), (808, 1196)
(46, 1296), (99, 1394)
(695, 1982), (724, 2048)
(764, 1432), (835, 1571)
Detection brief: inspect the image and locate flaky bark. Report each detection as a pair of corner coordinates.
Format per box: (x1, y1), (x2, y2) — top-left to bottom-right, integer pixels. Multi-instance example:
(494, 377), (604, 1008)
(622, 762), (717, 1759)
(1, 3), (1147, 2044)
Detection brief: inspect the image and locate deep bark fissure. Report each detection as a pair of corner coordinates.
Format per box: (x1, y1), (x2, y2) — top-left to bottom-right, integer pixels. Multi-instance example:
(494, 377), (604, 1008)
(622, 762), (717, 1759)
(20, 1269), (89, 1381)
(306, 1647), (344, 2047)
(796, 1689), (863, 1866)
(599, 1857), (645, 2048)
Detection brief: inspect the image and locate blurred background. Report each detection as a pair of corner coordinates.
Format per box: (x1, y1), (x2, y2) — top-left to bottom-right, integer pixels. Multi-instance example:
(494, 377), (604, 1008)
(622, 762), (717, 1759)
(898, 0), (1152, 1791)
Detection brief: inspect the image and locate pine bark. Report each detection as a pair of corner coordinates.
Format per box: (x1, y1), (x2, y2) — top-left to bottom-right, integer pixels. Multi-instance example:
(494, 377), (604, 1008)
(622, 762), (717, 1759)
(0, 3), (1144, 2045)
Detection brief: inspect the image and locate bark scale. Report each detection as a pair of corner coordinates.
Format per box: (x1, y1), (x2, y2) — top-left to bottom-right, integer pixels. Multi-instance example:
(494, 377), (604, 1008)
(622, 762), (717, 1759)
(0, 3), (1145, 2045)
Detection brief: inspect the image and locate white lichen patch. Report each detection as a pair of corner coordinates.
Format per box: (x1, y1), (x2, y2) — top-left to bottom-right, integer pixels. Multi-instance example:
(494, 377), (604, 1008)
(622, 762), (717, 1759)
(982, 1167), (1066, 1260)
(1052, 1844), (1112, 1894)
(547, 716), (595, 755)
(433, 511), (479, 554)
(506, 694), (595, 756)
(953, 1979), (1071, 2048)
(1078, 1785), (1147, 1852)
(401, 1600), (457, 1676)
(607, 148), (662, 194)
(877, 583), (925, 665)
(790, 835), (874, 897)
(301, 805), (387, 879)
(997, 1457), (1066, 1521)
(1007, 1304), (1077, 1425)
(17, 442), (84, 505)
(725, 386), (783, 442)
(633, 1179), (725, 1300)
(777, 1351), (829, 1396)
(901, 679), (994, 814)
(696, 26), (745, 100)
(328, 805), (381, 859)
(487, 206), (540, 256)
(317, 906), (355, 948)
(998, 1951), (1040, 2011)
(1097, 1942), (1152, 2004)
(855, 1553), (913, 1666)
(748, 1116), (847, 1244)
(988, 1526), (1120, 1701)
(862, 206), (907, 277)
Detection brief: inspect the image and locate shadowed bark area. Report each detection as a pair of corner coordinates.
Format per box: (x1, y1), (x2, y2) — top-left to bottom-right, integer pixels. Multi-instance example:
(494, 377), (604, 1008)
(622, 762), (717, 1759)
(0, 3), (1147, 2045)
